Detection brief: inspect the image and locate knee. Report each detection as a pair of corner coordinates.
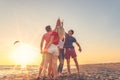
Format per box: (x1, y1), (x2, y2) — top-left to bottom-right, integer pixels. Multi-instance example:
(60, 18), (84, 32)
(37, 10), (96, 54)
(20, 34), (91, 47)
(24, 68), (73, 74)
(67, 59), (70, 64)
(60, 60), (64, 64)
(73, 57), (77, 61)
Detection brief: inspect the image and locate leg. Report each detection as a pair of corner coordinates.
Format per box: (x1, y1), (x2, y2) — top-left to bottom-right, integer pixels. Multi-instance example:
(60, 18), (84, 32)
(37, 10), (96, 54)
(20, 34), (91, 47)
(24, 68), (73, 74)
(48, 54), (53, 76)
(58, 59), (64, 76)
(66, 59), (71, 74)
(41, 53), (50, 76)
(73, 57), (80, 74)
(38, 54), (45, 77)
(58, 55), (61, 73)
(65, 48), (71, 74)
(70, 48), (79, 74)
(38, 59), (44, 77)
(58, 49), (64, 74)
(52, 55), (58, 79)
(58, 59), (64, 73)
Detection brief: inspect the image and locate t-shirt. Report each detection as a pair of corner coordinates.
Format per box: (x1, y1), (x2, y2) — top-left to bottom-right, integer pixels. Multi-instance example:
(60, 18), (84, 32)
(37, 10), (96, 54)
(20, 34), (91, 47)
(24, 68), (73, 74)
(64, 34), (76, 48)
(51, 31), (59, 45)
(43, 31), (52, 47)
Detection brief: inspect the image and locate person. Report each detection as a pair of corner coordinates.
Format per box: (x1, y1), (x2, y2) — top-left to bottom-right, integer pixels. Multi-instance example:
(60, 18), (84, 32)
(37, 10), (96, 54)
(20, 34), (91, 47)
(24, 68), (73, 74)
(45, 27), (59, 80)
(57, 19), (65, 76)
(37, 25), (52, 80)
(45, 18), (65, 79)
(64, 29), (82, 75)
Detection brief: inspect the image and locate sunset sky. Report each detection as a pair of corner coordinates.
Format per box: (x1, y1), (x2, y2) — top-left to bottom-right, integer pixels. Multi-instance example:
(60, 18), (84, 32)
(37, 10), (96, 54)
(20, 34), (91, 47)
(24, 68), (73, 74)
(0, 0), (120, 65)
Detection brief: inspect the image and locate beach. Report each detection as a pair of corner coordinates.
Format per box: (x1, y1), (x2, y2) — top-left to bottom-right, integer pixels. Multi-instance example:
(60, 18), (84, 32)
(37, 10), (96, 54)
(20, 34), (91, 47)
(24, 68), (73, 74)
(0, 63), (120, 80)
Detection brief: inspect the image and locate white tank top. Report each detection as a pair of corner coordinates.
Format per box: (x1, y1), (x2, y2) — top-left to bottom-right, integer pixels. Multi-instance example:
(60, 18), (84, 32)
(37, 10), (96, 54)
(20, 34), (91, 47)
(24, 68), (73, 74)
(58, 40), (64, 49)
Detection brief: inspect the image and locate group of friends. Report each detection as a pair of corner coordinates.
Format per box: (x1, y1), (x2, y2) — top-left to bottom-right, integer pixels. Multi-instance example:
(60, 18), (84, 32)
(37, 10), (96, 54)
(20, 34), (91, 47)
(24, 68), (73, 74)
(37, 18), (82, 80)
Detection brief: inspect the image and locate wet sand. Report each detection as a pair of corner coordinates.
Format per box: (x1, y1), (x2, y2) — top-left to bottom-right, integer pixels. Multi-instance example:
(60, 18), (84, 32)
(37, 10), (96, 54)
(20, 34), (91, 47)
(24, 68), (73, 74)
(0, 63), (120, 80)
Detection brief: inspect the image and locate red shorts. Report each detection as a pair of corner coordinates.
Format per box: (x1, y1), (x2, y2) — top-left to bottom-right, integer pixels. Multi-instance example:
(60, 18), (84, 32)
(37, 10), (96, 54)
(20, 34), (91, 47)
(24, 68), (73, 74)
(65, 48), (77, 59)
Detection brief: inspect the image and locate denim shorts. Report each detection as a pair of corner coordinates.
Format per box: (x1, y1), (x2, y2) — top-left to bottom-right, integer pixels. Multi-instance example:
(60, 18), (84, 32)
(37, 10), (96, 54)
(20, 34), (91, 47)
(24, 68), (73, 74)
(47, 44), (59, 56)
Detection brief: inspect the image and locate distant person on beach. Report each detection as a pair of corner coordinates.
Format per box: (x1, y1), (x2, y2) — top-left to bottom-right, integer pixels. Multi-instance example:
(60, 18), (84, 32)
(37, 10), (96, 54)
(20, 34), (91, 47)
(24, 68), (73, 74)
(37, 25), (52, 79)
(64, 29), (82, 75)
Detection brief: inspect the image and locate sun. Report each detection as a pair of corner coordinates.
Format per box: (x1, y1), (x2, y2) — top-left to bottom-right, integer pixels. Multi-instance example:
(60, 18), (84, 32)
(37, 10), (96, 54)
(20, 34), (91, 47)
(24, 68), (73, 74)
(12, 43), (40, 67)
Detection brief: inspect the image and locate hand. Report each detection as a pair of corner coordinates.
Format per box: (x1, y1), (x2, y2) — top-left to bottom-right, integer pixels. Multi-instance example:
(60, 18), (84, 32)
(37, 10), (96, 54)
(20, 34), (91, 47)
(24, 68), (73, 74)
(40, 50), (44, 54)
(43, 48), (48, 53)
(78, 48), (82, 52)
(40, 49), (47, 54)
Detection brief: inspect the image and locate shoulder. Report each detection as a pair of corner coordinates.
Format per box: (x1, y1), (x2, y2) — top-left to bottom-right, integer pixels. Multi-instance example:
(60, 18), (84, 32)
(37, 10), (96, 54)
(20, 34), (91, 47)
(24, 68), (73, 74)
(44, 32), (52, 35)
(72, 36), (76, 39)
(43, 32), (50, 38)
(52, 31), (57, 35)
(65, 33), (69, 36)
(43, 33), (47, 37)
(71, 36), (76, 41)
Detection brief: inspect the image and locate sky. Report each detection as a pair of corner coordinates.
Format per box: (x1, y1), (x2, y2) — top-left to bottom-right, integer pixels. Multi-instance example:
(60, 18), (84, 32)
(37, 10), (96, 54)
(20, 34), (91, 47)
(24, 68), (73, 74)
(0, 0), (120, 65)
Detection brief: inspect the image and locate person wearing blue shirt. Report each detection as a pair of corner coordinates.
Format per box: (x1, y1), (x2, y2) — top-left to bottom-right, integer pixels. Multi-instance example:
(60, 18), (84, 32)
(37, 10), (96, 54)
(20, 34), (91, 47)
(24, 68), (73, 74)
(64, 29), (82, 75)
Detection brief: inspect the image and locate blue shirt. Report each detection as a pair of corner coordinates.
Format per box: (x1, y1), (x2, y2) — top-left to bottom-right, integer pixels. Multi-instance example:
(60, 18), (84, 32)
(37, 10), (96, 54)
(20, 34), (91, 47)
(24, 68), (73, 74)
(64, 34), (76, 48)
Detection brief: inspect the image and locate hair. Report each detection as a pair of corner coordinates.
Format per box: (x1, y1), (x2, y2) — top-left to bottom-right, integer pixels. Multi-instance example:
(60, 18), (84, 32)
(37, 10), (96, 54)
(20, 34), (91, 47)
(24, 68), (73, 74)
(56, 26), (65, 40)
(45, 25), (51, 32)
(70, 29), (74, 34)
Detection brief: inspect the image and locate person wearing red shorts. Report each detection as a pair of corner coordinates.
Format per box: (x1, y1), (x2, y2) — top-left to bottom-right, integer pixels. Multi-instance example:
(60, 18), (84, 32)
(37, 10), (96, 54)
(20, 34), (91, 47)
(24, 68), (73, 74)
(64, 29), (82, 75)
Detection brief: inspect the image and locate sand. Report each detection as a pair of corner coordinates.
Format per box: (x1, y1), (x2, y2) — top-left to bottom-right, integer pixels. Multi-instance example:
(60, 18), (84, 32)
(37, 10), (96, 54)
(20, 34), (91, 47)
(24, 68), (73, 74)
(0, 63), (120, 80)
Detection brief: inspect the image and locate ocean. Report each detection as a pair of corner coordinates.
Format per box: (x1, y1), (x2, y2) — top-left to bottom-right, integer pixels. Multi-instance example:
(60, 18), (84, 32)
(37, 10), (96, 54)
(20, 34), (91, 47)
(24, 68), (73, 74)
(0, 65), (39, 78)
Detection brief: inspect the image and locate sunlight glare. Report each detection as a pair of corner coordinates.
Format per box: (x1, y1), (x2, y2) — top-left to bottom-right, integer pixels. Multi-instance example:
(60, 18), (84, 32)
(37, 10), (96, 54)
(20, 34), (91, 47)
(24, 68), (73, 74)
(12, 43), (39, 66)
(21, 64), (26, 69)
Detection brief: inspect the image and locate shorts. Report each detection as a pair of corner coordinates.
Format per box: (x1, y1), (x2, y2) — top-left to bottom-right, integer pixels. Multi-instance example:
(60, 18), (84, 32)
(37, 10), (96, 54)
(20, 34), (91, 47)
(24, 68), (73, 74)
(47, 44), (59, 56)
(65, 48), (77, 59)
